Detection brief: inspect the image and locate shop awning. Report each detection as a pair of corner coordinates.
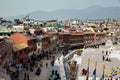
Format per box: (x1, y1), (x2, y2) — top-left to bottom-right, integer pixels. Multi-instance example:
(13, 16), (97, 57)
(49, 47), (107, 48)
(13, 43), (28, 52)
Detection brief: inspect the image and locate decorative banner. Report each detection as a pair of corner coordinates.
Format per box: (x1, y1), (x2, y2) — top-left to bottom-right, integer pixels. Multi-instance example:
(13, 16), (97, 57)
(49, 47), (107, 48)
(108, 66), (120, 77)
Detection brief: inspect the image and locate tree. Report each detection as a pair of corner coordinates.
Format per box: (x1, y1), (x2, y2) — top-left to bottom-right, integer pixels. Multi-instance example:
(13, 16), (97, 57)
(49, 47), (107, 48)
(14, 19), (22, 25)
(104, 28), (109, 31)
(91, 26), (96, 28)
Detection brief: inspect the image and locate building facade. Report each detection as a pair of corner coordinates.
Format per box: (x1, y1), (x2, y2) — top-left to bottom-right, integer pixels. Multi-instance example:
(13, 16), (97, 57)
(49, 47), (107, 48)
(0, 39), (13, 68)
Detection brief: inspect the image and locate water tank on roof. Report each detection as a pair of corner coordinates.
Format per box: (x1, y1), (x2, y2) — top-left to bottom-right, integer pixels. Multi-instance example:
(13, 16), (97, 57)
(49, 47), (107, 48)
(56, 23), (62, 28)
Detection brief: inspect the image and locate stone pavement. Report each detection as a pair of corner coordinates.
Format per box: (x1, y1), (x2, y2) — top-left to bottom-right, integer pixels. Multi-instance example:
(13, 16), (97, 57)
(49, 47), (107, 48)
(46, 64), (60, 80)
(18, 52), (62, 80)
(79, 46), (120, 77)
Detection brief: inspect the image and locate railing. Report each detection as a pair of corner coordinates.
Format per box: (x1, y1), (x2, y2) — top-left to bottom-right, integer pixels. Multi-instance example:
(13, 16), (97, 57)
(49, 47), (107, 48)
(60, 50), (76, 80)
(63, 58), (71, 80)
(59, 55), (67, 80)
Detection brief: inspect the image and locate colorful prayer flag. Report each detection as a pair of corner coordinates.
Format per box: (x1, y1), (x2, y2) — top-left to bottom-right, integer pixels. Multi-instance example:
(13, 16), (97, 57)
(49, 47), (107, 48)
(92, 68), (96, 80)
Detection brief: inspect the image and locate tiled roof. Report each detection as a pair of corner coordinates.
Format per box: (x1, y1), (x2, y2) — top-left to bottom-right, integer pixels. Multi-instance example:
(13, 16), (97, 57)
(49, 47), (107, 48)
(22, 33), (36, 40)
(70, 32), (83, 35)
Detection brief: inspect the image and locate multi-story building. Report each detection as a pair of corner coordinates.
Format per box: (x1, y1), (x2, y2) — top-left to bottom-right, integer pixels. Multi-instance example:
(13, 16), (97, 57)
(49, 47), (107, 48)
(0, 25), (24, 38)
(83, 32), (95, 44)
(10, 32), (36, 64)
(34, 29), (43, 53)
(93, 28), (106, 44)
(0, 38), (13, 68)
(58, 27), (106, 49)
(41, 34), (50, 52)
(58, 32), (84, 46)
(10, 32), (37, 51)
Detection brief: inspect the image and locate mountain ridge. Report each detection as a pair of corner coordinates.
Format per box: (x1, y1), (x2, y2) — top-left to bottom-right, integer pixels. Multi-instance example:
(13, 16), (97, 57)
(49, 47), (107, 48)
(5, 6), (120, 20)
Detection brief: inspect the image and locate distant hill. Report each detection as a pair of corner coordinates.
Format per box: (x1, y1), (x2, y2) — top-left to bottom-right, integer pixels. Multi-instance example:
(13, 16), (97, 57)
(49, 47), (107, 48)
(5, 6), (120, 20)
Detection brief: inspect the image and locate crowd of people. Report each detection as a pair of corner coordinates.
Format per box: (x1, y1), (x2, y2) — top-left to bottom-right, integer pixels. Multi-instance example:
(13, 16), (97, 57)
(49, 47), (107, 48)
(102, 50), (111, 62)
(11, 50), (58, 80)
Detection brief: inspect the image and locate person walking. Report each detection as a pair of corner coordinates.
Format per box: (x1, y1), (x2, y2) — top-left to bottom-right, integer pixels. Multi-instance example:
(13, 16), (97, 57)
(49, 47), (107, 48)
(30, 61), (33, 72)
(24, 72), (27, 80)
(35, 67), (41, 76)
(103, 55), (105, 61)
(106, 50), (108, 55)
(27, 73), (29, 80)
(102, 51), (104, 54)
(39, 62), (43, 67)
(46, 63), (48, 68)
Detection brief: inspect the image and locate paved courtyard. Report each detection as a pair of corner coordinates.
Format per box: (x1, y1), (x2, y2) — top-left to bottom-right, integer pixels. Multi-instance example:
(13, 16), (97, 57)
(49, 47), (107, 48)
(18, 52), (62, 80)
(17, 44), (120, 80)
(79, 45), (120, 78)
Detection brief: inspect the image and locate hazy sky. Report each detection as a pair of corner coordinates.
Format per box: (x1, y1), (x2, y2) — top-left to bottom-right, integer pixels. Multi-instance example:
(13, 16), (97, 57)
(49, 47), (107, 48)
(0, 0), (120, 17)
